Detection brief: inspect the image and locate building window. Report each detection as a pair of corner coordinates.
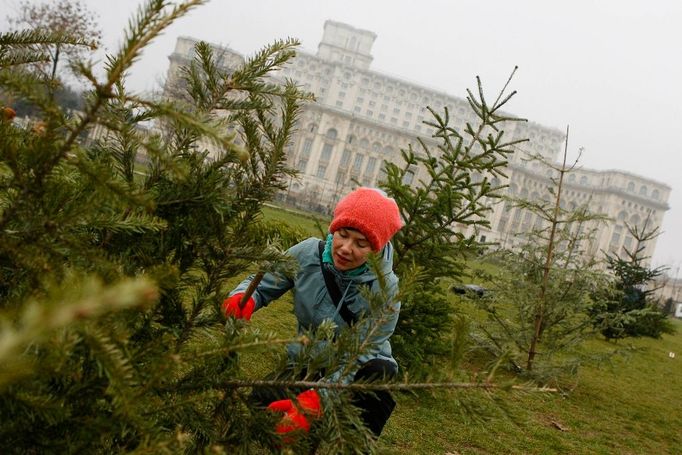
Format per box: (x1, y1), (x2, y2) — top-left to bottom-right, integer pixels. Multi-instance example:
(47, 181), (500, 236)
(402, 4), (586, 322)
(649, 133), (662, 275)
(627, 182), (635, 192)
(652, 189), (660, 200)
(316, 165), (327, 178)
(335, 169), (346, 184)
(319, 143), (333, 163)
(352, 154), (364, 174)
(365, 156), (377, 176)
(580, 176), (588, 185)
(366, 110), (373, 117)
(339, 149), (352, 167)
(338, 91), (346, 98)
(639, 186), (648, 196)
(378, 113), (386, 120)
(623, 236), (633, 249)
(402, 165), (417, 185)
(297, 159), (308, 172)
(301, 139), (313, 157)
(335, 101), (343, 107)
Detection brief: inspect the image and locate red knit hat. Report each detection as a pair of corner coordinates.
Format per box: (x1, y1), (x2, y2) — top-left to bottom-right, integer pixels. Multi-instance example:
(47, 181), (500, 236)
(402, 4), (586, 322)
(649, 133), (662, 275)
(329, 187), (403, 251)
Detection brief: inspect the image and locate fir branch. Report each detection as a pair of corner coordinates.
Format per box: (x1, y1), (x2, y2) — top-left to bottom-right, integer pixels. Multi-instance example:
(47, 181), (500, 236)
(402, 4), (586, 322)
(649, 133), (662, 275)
(0, 28), (95, 49)
(213, 378), (558, 393)
(0, 276), (157, 386)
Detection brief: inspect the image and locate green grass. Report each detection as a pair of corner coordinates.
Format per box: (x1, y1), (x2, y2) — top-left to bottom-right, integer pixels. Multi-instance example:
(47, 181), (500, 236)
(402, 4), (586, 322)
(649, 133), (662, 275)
(245, 205), (682, 454)
(378, 324), (682, 454)
(262, 203), (329, 238)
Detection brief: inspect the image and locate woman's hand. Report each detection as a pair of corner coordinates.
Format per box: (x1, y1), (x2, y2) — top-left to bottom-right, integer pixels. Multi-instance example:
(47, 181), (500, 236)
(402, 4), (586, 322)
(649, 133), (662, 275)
(267, 389), (322, 437)
(222, 293), (255, 320)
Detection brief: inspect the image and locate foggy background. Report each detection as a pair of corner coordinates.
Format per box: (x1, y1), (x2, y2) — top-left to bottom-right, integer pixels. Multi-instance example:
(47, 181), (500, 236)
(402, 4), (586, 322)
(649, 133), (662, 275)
(2, 0), (680, 274)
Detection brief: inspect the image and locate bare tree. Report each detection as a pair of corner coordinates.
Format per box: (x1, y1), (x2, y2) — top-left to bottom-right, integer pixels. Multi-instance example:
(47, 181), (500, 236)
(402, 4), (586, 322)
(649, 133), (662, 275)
(7, 0), (101, 80)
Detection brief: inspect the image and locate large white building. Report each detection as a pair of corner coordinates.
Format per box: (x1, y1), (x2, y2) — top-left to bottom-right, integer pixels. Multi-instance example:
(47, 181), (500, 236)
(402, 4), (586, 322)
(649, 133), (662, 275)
(166, 21), (670, 264)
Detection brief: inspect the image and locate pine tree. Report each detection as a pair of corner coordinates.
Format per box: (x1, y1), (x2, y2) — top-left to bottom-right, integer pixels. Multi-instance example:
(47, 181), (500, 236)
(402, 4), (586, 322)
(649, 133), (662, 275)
(470, 132), (609, 384)
(590, 221), (675, 340)
(380, 70), (525, 375)
(0, 1), (334, 452)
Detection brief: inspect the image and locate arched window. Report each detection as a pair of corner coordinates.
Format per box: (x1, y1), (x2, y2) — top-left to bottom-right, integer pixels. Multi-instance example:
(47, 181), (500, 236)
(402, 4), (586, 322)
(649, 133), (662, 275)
(580, 176), (588, 185)
(652, 189), (660, 200)
(372, 142), (381, 153)
(627, 182), (635, 192)
(639, 186), (648, 196)
(568, 174), (576, 183)
(326, 128), (337, 140)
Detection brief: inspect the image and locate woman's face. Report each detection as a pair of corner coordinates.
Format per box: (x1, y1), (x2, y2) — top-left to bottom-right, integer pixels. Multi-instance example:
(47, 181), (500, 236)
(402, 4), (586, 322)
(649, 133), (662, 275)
(332, 228), (373, 271)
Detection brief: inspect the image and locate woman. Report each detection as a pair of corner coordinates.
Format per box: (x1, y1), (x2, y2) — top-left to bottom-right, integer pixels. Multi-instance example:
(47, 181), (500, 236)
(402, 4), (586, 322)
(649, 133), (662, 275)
(223, 187), (403, 439)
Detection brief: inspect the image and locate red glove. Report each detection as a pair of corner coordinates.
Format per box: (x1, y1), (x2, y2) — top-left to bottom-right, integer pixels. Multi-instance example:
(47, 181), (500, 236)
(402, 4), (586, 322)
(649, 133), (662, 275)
(267, 389), (322, 435)
(222, 293), (255, 320)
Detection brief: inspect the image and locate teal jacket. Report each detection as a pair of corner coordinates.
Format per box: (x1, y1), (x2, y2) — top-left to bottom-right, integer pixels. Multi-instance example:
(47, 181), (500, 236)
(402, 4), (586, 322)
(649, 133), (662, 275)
(230, 237), (400, 383)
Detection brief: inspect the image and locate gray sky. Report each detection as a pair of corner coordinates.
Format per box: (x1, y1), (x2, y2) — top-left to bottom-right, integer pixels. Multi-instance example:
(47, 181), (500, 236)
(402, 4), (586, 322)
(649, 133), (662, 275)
(3, 0), (681, 272)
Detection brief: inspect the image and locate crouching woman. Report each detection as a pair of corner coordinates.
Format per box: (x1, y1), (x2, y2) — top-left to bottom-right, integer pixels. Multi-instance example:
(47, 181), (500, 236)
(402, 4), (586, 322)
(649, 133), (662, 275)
(223, 187), (403, 440)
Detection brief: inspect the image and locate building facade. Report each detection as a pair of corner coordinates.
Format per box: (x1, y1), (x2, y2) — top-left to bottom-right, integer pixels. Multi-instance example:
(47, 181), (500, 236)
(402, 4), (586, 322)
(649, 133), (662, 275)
(166, 21), (670, 264)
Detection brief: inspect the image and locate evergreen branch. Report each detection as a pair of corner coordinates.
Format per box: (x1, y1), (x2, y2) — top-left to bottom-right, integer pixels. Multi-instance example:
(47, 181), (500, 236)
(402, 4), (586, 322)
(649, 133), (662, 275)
(51, 0), (206, 192)
(125, 95), (248, 160)
(0, 49), (51, 67)
(0, 28), (96, 49)
(0, 276), (158, 384)
(105, 0), (205, 89)
(213, 378), (558, 393)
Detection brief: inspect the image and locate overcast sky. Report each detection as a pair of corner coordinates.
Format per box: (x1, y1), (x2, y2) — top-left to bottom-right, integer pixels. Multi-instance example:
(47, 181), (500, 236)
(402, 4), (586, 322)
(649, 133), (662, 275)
(2, 0), (681, 272)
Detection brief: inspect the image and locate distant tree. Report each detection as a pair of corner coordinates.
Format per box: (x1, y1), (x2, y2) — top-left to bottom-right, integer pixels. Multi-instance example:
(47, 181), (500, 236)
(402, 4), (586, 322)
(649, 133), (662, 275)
(12, 83), (85, 116)
(6, 0), (101, 80)
(662, 297), (675, 316)
(590, 222), (675, 340)
(470, 136), (610, 384)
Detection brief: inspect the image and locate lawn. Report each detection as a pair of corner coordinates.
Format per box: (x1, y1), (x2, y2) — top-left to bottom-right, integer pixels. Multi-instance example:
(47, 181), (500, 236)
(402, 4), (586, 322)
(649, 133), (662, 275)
(251, 204), (682, 454)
